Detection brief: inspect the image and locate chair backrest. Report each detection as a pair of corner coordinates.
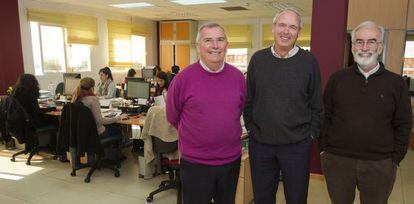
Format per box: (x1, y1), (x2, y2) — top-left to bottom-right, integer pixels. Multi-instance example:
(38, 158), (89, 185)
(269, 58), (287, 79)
(57, 102), (103, 157)
(0, 96), (34, 144)
(115, 88), (121, 98)
(55, 82), (64, 95)
(151, 136), (177, 154)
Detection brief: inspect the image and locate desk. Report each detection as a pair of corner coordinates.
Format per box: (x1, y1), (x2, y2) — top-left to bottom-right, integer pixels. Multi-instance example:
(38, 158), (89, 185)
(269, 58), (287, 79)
(235, 150), (253, 204)
(44, 106), (145, 126)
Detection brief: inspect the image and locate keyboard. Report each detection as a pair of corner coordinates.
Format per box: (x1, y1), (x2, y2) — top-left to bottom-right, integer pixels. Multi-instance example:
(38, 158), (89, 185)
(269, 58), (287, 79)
(104, 112), (118, 118)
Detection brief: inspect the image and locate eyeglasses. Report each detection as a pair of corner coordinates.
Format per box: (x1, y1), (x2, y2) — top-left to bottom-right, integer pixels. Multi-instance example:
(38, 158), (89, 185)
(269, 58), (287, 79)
(353, 39), (381, 48)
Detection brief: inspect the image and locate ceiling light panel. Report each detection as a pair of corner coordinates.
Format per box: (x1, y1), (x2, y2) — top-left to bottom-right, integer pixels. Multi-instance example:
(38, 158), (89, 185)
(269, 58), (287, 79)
(110, 2), (154, 9)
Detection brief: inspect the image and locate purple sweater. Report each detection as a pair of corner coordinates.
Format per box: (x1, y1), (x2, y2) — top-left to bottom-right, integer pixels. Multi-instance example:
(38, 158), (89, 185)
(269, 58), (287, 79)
(166, 61), (246, 166)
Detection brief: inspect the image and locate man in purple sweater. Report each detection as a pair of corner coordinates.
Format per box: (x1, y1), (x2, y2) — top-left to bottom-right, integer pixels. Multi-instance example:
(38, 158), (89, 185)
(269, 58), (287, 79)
(166, 23), (246, 204)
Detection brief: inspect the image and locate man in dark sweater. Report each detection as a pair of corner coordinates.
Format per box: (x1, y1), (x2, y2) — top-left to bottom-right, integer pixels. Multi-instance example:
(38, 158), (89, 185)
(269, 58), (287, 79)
(320, 21), (412, 204)
(244, 8), (323, 204)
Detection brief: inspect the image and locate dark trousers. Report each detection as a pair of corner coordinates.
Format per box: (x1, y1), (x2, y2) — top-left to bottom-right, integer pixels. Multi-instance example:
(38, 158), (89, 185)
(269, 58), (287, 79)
(321, 152), (397, 204)
(180, 157), (241, 204)
(249, 136), (312, 204)
(100, 126), (122, 139)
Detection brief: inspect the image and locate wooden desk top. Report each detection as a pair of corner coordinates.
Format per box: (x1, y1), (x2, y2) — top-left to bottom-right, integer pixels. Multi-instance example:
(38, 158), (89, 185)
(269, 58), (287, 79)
(44, 106), (145, 126)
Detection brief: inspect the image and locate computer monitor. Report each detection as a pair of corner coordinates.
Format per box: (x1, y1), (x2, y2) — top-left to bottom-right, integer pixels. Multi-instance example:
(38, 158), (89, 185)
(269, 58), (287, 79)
(63, 73), (81, 96)
(125, 77), (150, 101)
(141, 67), (154, 79)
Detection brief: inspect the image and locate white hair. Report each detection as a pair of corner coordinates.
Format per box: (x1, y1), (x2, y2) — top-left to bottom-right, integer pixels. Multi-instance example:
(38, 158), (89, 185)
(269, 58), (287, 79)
(195, 22), (227, 43)
(351, 20), (385, 42)
(272, 7), (303, 28)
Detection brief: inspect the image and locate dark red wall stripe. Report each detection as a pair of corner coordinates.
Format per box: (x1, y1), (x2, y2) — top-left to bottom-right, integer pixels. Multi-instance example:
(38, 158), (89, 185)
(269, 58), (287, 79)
(310, 0), (349, 174)
(0, 0), (24, 95)
(311, 0), (349, 88)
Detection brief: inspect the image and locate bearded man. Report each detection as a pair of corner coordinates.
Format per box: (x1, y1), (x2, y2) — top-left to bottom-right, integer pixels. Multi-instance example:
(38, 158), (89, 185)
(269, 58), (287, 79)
(319, 20), (412, 204)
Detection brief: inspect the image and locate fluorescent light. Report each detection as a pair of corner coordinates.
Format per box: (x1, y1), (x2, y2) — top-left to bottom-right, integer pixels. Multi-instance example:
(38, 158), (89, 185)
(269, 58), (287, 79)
(110, 2), (154, 9)
(171, 0), (227, 6)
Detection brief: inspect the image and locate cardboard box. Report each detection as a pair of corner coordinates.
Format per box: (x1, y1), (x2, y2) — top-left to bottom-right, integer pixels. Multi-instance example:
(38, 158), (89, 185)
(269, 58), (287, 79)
(66, 151), (89, 168)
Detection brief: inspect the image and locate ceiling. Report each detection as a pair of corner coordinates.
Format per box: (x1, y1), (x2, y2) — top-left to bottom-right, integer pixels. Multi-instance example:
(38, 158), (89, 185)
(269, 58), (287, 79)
(33, 0), (313, 21)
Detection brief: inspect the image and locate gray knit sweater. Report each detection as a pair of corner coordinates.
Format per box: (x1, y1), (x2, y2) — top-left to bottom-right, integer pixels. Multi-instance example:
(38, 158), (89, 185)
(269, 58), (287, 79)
(244, 47), (323, 145)
(81, 96), (120, 135)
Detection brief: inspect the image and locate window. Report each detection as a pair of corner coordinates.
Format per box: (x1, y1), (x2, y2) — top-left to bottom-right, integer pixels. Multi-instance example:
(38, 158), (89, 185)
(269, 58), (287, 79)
(30, 22), (92, 75)
(403, 41), (414, 77)
(226, 48), (248, 73)
(131, 35), (146, 69)
(107, 20), (149, 68)
(39, 24), (66, 72)
(30, 22), (43, 75)
(31, 22), (66, 74)
(67, 44), (91, 72)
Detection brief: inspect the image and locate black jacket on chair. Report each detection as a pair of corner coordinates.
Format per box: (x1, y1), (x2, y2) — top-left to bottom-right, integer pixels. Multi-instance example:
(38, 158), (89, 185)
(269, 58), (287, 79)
(0, 96), (35, 146)
(57, 102), (104, 157)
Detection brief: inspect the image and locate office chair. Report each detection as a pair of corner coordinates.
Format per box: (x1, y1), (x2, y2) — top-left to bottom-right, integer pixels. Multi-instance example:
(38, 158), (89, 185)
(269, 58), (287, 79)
(69, 136), (122, 183)
(57, 102), (122, 183)
(146, 136), (181, 204)
(10, 125), (56, 165)
(1, 95), (56, 165)
(115, 88), (121, 98)
(55, 82), (64, 95)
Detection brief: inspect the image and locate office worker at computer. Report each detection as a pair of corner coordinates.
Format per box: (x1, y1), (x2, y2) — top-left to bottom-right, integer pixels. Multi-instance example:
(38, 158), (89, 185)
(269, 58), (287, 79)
(154, 71), (170, 98)
(244, 8), (323, 204)
(96, 67), (117, 99)
(11, 74), (59, 148)
(12, 74), (52, 128)
(170, 65), (180, 81)
(166, 23), (246, 204)
(153, 65), (162, 77)
(121, 68), (136, 90)
(72, 77), (128, 139)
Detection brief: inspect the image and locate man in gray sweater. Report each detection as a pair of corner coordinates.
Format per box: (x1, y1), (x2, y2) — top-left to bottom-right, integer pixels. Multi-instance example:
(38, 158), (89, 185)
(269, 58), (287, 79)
(244, 7), (323, 204)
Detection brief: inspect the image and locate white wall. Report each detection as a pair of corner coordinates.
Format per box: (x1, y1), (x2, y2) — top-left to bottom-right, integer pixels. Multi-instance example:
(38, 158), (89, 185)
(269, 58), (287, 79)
(18, 0), (158, 90)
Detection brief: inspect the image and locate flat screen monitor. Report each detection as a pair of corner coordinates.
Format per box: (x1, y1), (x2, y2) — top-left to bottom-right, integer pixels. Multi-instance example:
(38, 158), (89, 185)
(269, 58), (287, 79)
(141, 68), (154, 79)
(63, 73), (81, 96)
(125, 77), (150, 100)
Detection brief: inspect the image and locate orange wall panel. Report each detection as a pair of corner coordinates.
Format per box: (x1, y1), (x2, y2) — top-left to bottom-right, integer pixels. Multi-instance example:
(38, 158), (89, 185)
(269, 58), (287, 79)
(176, 22), (190, 41)
(160, 22), (173, 41)
(176, 44), (190, 70)
(160, 44), (173, 71)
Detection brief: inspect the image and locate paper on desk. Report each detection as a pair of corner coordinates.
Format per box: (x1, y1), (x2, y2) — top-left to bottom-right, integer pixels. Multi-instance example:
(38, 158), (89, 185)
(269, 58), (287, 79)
(99, 99), (111, 107)
(154, 95), (165, 107)
(131, 125), (141, 139)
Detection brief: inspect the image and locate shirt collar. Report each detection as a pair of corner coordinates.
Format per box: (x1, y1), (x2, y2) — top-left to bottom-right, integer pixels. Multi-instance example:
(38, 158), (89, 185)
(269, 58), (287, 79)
(199, 59), (225, 73)
(358, 63), (380, 79)
(271, 44), (299, 59)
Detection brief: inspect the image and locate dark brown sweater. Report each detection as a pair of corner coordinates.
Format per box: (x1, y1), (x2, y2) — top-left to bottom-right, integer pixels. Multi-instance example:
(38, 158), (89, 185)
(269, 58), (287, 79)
(320, 63), (412, 164)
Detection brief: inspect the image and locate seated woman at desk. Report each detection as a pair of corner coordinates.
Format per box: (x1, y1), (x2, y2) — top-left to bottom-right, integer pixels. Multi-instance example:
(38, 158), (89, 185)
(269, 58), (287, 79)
(12, 74), (59, 148)
(96, 67), (117, 99)
(72, 77), (128, 139)
(154, 71), (170, 98)
(12, 74), (52, 127)
(153, 65), (162, 77)
(121, 68), (136, 90)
